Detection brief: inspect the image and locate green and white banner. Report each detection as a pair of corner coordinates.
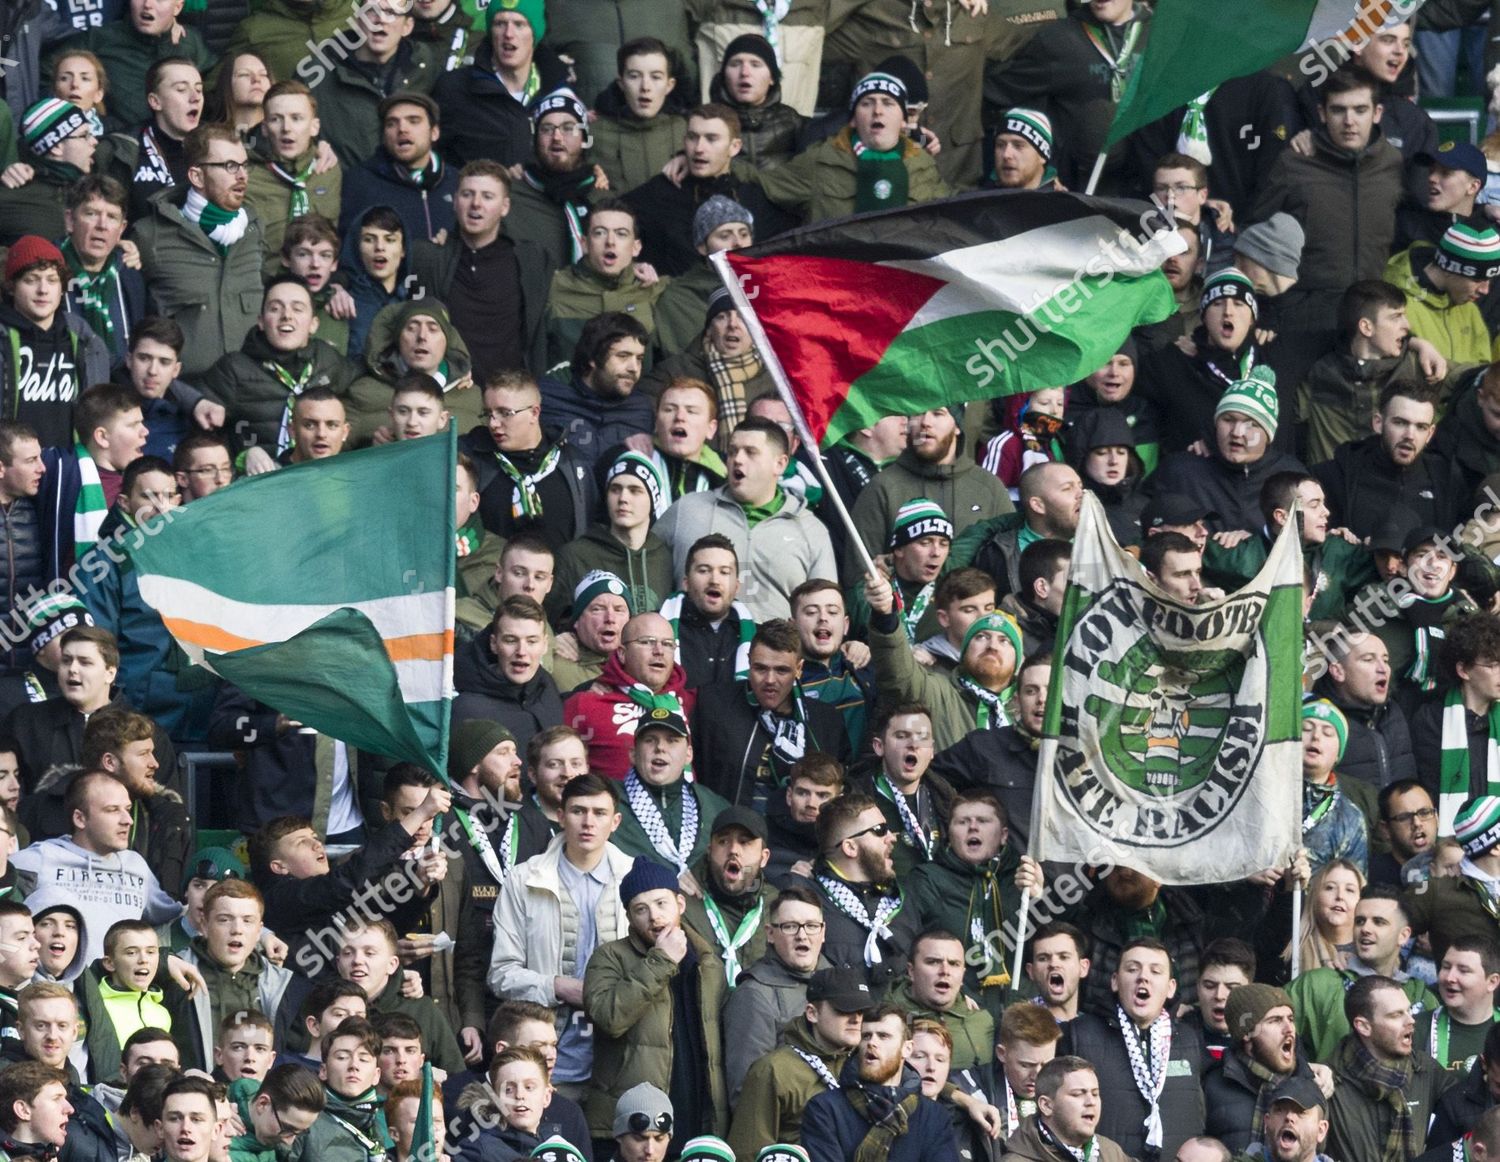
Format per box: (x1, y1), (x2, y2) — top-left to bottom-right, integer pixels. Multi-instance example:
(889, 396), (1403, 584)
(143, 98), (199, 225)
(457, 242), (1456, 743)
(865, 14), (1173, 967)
(1031, 494), (1304, 884)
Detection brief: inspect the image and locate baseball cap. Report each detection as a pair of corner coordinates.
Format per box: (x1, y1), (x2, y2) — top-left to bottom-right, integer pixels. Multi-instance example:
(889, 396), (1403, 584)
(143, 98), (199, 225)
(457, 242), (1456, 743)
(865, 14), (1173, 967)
(710, 805), (768, 843)
(1141, 493), (1217, 531)
(1418, 140), (1487, 181)
(634, 705), (689, 739)
(806, 968), (876, 1013)
(1267, 1076), (1325, 1112)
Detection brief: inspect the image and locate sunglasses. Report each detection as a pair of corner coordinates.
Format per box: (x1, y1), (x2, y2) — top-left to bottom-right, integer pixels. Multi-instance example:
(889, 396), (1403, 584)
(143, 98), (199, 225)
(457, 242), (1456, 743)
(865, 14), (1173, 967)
(627, 1112), (673, 1135)
(844, 822), (893, 842)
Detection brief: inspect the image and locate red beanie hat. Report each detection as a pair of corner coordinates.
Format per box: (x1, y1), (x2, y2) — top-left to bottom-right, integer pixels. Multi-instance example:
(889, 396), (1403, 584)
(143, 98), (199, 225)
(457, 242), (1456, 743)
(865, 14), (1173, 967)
(4, 235), (65, 283)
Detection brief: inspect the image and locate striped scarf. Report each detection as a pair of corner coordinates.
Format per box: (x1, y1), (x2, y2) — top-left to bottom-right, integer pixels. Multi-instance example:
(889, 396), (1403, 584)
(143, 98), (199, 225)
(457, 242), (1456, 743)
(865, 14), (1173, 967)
(73, 443), (106, 549)
(659, 591), (753, 679)
(268, 155), (315, 219)
(1397, 590), (1453, 692)
(1439, 685), (1500, 833)
(703, 338), (762, 449)
(182, 188), (248, 256)
(1341, 1037), (1417, 1162)
(60, 239), (119, 350)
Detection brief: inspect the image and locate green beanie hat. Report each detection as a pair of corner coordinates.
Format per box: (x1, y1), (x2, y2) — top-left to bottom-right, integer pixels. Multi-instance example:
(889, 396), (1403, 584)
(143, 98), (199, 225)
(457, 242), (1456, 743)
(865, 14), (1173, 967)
(1455, 795), (1500, 856)
(1200, 268), (1259, 320)
(680, 1139), (735, 1162)
(571, 569), (633, 627)
(530, 1138), (586, 1162)
(447, 718), (515, 782)
(888, 497), (953, 551)
(1437, 222), (1500, 281)
(488, 0), (545, 41)
(1214, 366), (1279, 441)
(758, 1149), (812, 1162)
(1302, 699), (1348, 762)
(961, 610), (1024, 663)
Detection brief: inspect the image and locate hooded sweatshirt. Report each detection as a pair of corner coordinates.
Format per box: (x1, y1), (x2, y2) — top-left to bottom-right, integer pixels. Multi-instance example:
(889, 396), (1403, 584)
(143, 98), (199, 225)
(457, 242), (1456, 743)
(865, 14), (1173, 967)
(24, 887), (88, 983)
(0, 304), (85, 450)
(11, 837), (181, 965)
(345, 299), (478, 445)
(562, 651), (696, 779)
(340, 205), (411, 359)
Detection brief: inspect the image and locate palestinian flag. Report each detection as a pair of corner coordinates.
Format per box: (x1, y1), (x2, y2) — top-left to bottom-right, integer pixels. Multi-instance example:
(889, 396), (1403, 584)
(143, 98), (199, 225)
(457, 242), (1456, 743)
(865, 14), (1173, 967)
(130, 431), (456, 775)
(715, 190), (1183, 447)
(1107, 0), (1408, 147)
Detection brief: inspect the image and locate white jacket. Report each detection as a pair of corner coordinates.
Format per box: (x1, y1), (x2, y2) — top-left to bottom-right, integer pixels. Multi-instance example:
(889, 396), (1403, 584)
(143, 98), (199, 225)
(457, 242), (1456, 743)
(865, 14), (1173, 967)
(487, 835), (634, 1004)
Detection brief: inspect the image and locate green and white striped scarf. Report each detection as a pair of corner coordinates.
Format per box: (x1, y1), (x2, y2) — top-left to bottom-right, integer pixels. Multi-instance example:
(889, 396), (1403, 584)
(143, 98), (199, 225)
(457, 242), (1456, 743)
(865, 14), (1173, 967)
(1439, 684), (1500, 833)
(73, 443), (107, 549)
(659, 590), (753, 679)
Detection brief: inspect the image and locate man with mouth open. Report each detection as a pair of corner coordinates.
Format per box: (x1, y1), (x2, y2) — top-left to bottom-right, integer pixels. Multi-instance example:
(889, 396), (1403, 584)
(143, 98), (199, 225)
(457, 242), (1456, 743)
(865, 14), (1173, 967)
(158, 1075), (222, 1162)
(1202, 983), (1331, 1153)
(682, 804), (778, 999)
(1238, 1076), (1337, 1162)
(1327, 974), (1458, 1162)
(1413, 936), (1500, 1074)
(0, 1060), (74, 1162)
(1286, 885), (1436, 1065)
(1004, 1055), (1135, 1162)
(1064, 938), (1206, 1161)
(610, 706), (731, 893)
(1025, 922), (1092, 1029)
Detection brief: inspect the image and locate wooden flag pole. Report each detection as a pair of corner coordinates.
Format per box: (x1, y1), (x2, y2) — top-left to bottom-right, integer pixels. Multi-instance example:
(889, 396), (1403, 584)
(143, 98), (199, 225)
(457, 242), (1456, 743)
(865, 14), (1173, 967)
(709, 249), (882, 581)
(1290, 883), (1303, 978)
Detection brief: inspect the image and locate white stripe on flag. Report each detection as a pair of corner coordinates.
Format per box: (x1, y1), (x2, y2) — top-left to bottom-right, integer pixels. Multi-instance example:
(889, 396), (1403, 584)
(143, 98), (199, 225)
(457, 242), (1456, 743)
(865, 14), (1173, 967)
(880, 215), (1186, 332)
(137, 575), (449, 648)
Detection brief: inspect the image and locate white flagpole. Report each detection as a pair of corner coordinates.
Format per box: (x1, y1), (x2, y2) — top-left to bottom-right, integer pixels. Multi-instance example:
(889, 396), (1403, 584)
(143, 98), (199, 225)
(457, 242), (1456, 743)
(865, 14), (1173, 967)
(1290, 884), (1303, 978)
(1083, 152), (1107, 195)
(709, 249), (882, 580)
(1011, 894), (1031, 992)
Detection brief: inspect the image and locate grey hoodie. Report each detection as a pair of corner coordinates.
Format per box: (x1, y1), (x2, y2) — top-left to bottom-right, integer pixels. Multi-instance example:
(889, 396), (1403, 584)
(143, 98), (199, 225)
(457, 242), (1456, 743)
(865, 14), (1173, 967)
(24, 885), (89, 983)
(12, 837), (181, 965)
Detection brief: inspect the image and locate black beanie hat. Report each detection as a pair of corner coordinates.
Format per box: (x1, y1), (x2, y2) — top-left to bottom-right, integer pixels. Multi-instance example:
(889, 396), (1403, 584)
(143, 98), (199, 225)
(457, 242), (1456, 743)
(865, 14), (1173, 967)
(721, 34), (780, 83)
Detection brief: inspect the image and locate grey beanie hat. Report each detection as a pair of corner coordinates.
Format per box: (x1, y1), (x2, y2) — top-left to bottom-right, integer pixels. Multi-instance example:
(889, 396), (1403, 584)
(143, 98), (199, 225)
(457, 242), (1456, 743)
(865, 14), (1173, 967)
(693, 195), (754, 249)
(1233, 212), (1305, 280)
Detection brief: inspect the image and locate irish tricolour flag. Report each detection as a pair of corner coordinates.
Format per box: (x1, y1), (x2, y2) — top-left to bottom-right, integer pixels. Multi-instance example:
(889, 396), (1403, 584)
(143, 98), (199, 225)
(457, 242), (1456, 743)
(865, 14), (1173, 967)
(130, 432), (456, 774)
(714, 190), (1184, 447)
(1107, 0), (1413, 147)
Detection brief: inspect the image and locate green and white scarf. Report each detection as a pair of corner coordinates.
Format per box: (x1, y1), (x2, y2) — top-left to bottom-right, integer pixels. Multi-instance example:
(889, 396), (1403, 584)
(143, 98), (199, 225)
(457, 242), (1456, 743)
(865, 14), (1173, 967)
(702, 892), (764, 987)
(894, 579), (936, 645)
(1083, 12), (1144, 102)
(182, 187), (249, 255)
(268, 155), (315, 219)
(1176, 89), (1216, 165)
(852, 134), (908, 214)
(1439, 685), (1500, 834)
(267, 358), (316, 455)
(659, 590), (753, 679)
(61, 238), (119, 349)
(496, 443), (561, 518)
(72, 443), (106, 548)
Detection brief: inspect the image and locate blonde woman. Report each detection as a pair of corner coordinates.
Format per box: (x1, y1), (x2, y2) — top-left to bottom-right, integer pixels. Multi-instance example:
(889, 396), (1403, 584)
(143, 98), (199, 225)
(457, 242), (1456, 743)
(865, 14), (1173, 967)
(1284, 858), (1364, 978)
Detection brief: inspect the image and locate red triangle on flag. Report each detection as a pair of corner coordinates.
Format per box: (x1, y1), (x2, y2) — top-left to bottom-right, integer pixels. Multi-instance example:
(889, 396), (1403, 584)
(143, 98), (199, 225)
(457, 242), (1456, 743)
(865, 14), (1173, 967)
(724, 252), (947, 442)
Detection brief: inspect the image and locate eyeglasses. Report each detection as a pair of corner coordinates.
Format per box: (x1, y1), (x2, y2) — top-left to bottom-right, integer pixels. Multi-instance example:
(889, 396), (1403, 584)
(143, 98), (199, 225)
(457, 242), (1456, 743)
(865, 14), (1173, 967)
(627, 1112), (672, 1135)
(771, 921), (825, 936)
(185, 465), (232, 479)
(198, 160), (249, 176)
(1152, 182), (1202, 195)
(270, 1106), (309, 1142)
(623, 636), (676, 652)
(482, 405), (538, 421)
(1386, 807), (1437, 827)
(844, 822), (892, 842)
(538, 123), (584, 139)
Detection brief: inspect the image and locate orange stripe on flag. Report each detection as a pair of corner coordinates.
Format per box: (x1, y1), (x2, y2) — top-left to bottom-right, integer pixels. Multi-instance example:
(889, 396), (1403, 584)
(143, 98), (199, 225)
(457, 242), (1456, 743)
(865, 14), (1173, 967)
(162, 617), (265, 653)
(385, 631), (452, 663)
(1336, 0), (1394, 48)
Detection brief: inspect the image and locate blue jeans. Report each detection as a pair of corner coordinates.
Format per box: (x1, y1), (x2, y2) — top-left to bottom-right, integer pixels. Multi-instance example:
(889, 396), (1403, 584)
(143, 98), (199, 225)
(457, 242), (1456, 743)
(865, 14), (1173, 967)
(1416, 25), (1488, 97)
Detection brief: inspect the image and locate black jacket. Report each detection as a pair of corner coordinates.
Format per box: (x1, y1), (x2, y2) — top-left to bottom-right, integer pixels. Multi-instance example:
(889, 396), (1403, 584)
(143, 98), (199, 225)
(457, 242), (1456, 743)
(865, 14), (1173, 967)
(677, 601), (748, 688)
(1064, 1010), (1206, 1162)
(450, 635), (563, 760)
(0, 497), (43, 673)
(688, 679), (851, 808)
(409, 232), (554, 377)
(1320, 686), (1416, 792)
(1149, 446), (1309, 536)
(800, 1058), (961, 1162)
(340, 147), (459, 245)
(623, 170), (789, 277)
(1429, 376), (1500, 497)
(255, 817), (430, 971)
(791, 860), (923, 996)
(1427, 1055), (1493, 1151)
(930, 723), (1039, 851)
(1202, 1046), (1322, 1153)
(460, 425), (596, 551)
(6, 692), (177, 800)
(1315, 434), (1467, 542)
(431, 40), (570, 167)
(1138, 332), (1283, 455)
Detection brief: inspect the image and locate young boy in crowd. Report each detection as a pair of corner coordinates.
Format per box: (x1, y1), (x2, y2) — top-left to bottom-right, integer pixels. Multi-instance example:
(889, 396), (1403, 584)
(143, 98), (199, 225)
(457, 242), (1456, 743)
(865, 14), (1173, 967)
(227, 1061), (326, 1162)
(372, 1013), (429, 1096)
(170, 879), (293, 1072)
(171, 847), (247, 954)
(456, 1046), (553, 1161)
(766, 753), (843, 885)
(25, 894), (83, 984)
(281, 215), (350, 354)
(303, 1017), (394, 1162)
(215, 1011), (276, 1083)
(335, 920), (464, 1073)
(279, 979), (368, 1072)
(79, 918), (170, 1082)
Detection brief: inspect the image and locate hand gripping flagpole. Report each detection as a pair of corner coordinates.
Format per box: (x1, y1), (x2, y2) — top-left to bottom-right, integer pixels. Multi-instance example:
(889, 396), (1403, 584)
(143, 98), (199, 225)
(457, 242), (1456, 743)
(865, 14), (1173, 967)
(1290, 881), (1303, 978)
(709, 249), (882, 582)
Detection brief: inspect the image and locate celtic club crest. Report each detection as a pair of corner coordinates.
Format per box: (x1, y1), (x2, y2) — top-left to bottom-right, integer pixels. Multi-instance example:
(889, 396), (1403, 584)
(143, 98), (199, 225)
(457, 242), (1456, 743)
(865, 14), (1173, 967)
(1052, 579), (1270, 849)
